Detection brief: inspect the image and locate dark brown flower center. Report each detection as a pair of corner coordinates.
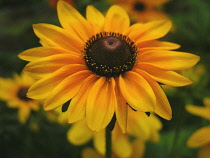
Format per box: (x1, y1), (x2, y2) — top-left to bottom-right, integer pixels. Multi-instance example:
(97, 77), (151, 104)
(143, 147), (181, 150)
(133, 2), (146, 12)
(17, 87), (31, 101)
(84, 32), (138, 77)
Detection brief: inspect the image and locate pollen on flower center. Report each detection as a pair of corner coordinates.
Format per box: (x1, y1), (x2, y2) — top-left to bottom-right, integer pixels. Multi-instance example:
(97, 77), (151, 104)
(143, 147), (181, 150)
(84, 32), (138, 77)
(17, 87), (31, 101)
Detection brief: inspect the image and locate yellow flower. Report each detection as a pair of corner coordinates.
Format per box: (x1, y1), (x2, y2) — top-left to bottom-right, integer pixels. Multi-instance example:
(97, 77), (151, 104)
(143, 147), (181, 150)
(186, 98), (210, 158)
(67, 109), (162, 157)
(108, 0), (170, 23)
(82, 140), (144, 158)
(0, 73), (40, 123)
(18, 0), (199, 132)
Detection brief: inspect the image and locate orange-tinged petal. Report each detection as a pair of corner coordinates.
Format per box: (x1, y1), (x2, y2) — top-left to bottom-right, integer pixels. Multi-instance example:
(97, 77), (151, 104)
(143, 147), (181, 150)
(136, 69), (172, 120)
(138, 50), (200, 70)
(33, 23), (82, 52)
(186, 105), (210, 120)
(86, 5), (105, 34)
(68, 74), (97, 123)
(44, 70), (91, 110)
(86, 77), (116, 131)
(118, 71), (155, 112)
(138, 41), (180, 52)
(187, 126), (210, 148)
(128, 20), (172, 43)
(136, 65), (192, 86)
(104, 5), (130, 34)
(27, 64), (86, 99)
(24, 54), (83, 79)
(67, 120), (93, 145)
(198, 143), (210, 158)
(57, 0), (92, 41)
(115, 85), (128, 133)
(18, 47), (80, 61)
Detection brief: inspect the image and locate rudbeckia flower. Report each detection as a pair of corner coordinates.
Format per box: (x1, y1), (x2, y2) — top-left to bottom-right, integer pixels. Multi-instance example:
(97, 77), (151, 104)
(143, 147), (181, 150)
(186, 98), (210, 158)
(108, 0), (170, 23)
(82, 140), (144, 158)
(0, 73), (40, 123)
(18, 0), (199, 132)
(67, 109), (162, 157)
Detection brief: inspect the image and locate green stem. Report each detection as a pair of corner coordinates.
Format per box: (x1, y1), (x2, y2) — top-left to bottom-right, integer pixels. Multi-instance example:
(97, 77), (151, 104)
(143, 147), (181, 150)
(105, 129), (112, 158)
(169, 103), (184, 158)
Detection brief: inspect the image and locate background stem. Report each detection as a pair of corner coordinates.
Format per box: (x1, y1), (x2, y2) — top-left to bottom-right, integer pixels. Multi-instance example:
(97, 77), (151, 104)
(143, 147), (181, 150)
(105, 129), (112, 158)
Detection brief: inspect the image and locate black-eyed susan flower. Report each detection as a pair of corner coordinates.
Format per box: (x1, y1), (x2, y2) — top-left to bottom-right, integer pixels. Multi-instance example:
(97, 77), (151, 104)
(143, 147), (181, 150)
(67, 109), (162, 157)
(0, 73), (40, 123)
(186, 98), (210, 158)
(18, 0), (199, 132)
(108, 0), (170, 23)
(82, 140), (144, 158)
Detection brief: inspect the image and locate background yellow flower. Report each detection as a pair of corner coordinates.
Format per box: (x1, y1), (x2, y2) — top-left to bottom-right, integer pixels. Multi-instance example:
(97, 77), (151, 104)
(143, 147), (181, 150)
(186, 98), (210, 158)
(67, 109), (162, 158)
(0, 73), (40, 123)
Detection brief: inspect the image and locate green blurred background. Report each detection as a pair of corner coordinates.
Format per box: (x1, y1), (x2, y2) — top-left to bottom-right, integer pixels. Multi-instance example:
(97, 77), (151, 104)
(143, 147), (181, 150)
(0, 0), (210, 157)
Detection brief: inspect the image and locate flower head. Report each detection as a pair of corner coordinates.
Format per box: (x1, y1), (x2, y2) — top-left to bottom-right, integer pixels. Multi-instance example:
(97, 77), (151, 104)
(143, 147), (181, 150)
(0, 73), (40, 123)
(186, 98), (210, 158)
(18, 0), (199, 132)
(108, 0), (170, 23)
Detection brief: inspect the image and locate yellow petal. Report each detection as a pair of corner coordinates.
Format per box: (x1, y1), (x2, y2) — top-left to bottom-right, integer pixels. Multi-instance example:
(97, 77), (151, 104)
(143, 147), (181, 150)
(33, 23), (82, 52)
(128, 20), (172, 43)
(136, 65), (192, 86)
(18, 47), (79, 61)
(138, 50), (200, 70)
(82, 148), (102, 158)
(104, 5), (130, 34)
(24, 54), (83, 79)
(198, 143), (210, 158)
(203, 98), (210, 108)
(138, 41), (180, 53)
(127, 111), (151, 140)
(187, 126), (210, 148)
(86, 77), (116, 131)
(67, 120), (93, 145)
(115, 85), (128, 133)
(186, 105), (210, 120)
(27, 64), (86, 99)
(86, 5), (105, 34)
(57, 0), (92, 41)
(112, 131), (132, 157)
(93, 130), (105, 155)
(136, 69), (172, 120)
(118, 71), (155, 112)
(68, 74), (97, 123)
(18, 108), (30, 123)
(131, 139), (145, 158)
(44, 70), (91, 111)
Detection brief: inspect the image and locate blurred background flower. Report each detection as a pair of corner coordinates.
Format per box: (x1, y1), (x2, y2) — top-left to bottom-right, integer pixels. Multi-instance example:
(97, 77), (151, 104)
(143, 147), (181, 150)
(0, 73), (40, 123)
(186, 98), (210, 158)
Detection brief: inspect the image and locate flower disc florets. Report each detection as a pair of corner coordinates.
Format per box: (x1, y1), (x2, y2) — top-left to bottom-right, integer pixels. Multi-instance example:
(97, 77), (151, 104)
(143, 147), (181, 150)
(17, 87), (31, 101)
(84, 32), (138, 77)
